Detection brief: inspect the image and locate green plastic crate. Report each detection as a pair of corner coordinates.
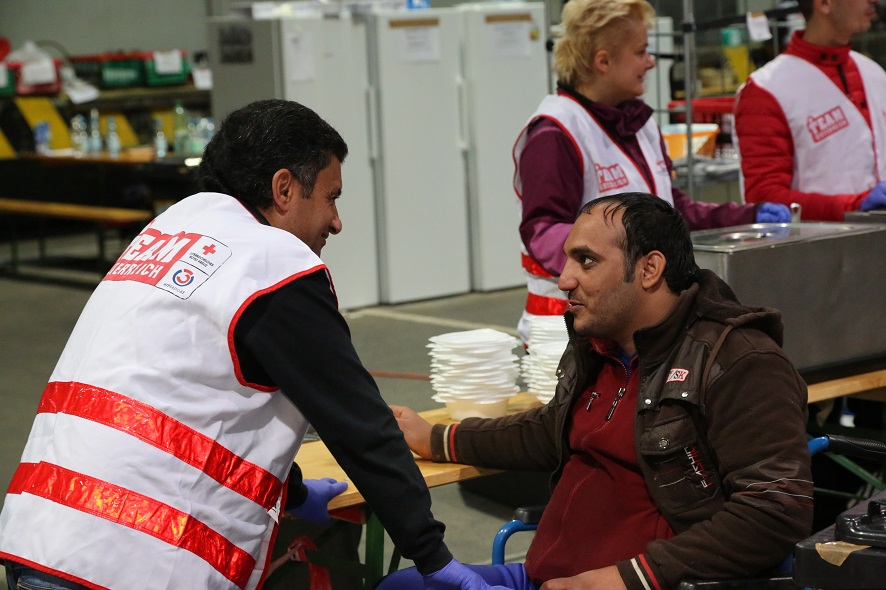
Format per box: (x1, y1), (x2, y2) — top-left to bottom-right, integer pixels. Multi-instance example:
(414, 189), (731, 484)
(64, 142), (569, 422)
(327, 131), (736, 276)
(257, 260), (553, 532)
(0, 64), (13, 97)
(142, 51), (190, 87)
(71, 53), (145, 89)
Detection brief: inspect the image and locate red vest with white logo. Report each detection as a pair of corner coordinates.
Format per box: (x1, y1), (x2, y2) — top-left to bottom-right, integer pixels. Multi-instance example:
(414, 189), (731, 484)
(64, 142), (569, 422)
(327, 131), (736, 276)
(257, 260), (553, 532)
(513, 94), (673, 341)
(745, 52), (886, 193)
(0, 193), (328, 590)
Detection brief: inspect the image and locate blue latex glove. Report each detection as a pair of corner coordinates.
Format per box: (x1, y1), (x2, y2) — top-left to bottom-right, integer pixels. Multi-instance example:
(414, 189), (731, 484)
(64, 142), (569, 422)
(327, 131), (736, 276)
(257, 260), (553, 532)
(288, 478), (348, 525)
(755, 202), (791, 223)
(860, 182), (886, 211)
(423, 559), (511, 590)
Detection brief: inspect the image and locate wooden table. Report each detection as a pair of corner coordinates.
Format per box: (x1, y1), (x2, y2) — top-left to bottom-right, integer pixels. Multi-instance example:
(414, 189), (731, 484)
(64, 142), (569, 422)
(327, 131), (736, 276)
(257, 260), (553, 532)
(299, 393), (542, 512)
(807, 369), (886, 405)
(294, 394), (541, 587)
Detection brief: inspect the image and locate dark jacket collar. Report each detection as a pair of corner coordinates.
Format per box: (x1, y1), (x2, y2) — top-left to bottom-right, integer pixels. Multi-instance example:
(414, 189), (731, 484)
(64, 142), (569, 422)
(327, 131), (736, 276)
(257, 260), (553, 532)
(557, 83), (653, 139)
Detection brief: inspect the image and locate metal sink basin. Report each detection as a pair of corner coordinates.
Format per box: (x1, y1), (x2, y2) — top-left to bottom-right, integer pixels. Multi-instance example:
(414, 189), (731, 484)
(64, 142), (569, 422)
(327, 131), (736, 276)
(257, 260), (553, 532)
(692, 222), (886, 371)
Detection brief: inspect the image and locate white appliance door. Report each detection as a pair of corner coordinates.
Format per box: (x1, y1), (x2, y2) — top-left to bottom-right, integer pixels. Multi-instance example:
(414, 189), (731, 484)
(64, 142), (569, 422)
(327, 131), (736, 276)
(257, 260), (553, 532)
(207, 17), (284, 121)
(460, 2), (548, 291)
(367, 8), (471, 304)
(280, 15), (380, 310)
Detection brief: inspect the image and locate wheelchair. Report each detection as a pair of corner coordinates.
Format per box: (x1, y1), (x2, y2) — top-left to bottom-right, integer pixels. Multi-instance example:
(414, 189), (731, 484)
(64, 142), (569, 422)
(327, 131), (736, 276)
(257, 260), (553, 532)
(491, 434), (886, 590)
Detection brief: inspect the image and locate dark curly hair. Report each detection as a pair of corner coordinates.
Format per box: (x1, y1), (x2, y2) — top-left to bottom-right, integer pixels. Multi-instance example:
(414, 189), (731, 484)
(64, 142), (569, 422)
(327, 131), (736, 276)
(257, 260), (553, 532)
(197, 99), (348, 209)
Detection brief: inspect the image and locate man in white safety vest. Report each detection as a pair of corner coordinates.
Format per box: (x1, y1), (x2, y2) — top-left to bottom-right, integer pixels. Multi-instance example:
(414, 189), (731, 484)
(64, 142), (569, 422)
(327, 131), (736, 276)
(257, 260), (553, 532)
(735, 0), (886, 221)
(0, 100), (503, 590)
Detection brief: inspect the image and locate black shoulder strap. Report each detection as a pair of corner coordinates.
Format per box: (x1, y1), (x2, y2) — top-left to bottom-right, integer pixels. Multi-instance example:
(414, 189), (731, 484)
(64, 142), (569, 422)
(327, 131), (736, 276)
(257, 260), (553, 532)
(700, 324), (735, 407)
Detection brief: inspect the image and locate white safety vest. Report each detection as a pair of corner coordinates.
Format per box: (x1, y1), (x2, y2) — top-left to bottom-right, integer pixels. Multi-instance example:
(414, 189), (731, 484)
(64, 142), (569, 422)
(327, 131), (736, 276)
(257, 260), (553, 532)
(744, 52), (886, 194)
(513, 94), (673, 341)
(0, 193), (328, 590)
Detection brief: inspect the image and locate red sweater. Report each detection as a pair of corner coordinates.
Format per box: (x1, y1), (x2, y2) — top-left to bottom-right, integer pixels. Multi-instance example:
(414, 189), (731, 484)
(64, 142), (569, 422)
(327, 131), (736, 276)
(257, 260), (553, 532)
(734, 30), (872, 220)
(523, 342), (673, 581)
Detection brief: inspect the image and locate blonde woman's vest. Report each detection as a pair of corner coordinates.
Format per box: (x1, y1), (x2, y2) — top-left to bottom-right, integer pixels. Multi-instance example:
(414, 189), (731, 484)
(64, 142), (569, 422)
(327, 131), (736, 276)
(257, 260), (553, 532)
(513, 94), (672, 341)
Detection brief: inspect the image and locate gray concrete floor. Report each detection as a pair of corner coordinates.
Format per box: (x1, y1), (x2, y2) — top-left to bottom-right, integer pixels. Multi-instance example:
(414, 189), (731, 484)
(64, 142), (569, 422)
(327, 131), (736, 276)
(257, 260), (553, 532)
(0, 232), (537, 580)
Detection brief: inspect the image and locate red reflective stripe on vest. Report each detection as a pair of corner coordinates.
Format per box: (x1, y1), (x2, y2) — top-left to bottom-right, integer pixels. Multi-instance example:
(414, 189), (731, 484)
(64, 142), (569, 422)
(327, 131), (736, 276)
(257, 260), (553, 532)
(525, 293), (569, 316)
(521, 253), (556, 278)
(8, 462), (255, 590)
(38, 381), (282, 510)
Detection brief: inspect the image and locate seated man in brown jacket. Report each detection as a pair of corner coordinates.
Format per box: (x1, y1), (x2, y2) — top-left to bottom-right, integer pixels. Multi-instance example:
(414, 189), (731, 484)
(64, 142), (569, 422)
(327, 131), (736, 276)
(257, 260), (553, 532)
(380, 192), (813, 590)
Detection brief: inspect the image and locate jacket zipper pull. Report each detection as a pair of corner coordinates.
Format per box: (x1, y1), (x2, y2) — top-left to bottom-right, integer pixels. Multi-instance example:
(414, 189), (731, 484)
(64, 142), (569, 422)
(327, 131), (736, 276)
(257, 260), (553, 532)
(605, 387), (626, 421)
(586, 391), (601, 411)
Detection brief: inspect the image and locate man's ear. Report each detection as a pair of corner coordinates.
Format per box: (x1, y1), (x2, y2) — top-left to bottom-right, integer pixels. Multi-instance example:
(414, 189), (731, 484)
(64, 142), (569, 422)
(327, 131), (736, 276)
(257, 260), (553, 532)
(270, 169), (297, 212)
(639, 250), (667, 290)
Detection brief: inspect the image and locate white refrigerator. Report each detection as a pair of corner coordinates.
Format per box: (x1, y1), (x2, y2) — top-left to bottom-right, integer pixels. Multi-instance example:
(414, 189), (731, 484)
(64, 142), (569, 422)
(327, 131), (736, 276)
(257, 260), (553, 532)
(457, 1), (548, 291)
(207, 13), (380, 310)
(363, 7), (472, 304)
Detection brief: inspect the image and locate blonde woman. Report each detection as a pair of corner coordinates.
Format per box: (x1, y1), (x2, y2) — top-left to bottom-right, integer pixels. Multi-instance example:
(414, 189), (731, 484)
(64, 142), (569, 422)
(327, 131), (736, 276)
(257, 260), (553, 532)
(515, 0), (788, 343)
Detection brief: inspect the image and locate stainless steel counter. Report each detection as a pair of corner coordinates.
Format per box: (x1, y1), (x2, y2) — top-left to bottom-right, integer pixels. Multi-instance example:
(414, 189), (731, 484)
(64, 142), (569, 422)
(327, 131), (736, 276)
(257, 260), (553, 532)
(692, 222), (886, 371)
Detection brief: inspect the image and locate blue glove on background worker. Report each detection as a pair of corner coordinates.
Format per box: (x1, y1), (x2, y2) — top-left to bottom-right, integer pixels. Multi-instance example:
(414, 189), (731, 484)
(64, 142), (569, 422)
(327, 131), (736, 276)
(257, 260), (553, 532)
(288, 478), (348, 525)
(755, 202), (791, 223)
(424, 559), (512, 590)
(861, 182), (886, 211)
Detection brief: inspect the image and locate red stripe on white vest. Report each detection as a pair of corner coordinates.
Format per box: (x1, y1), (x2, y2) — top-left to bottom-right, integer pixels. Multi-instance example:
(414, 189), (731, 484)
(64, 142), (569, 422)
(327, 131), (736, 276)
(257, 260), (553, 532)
(526, 292), (569, 316)
(8, 462), (255, 589)
(38, 381), (283, 510)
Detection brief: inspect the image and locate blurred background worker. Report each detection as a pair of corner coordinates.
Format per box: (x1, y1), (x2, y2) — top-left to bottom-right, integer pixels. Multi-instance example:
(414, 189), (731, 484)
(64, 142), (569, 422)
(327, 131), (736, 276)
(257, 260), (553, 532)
(0, 99), (503, 590)
(514, 0), (790, 343)
(734, 0), (886, 221)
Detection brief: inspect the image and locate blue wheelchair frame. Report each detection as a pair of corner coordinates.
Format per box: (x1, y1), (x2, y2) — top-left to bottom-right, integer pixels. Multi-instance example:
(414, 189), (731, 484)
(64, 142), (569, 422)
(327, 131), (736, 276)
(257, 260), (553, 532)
(491, 434), (886, 587)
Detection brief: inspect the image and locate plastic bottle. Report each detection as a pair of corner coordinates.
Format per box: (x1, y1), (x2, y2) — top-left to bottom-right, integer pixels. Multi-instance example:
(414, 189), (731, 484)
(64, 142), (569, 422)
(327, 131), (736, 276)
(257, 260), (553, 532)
(88, 108), (102, 154)
(106, 116), (121, 158)
(70, 115), (88, 156)
(34, 121), (51, 154)
(153, 117), (168, 158)
(173, 100), (189, 154)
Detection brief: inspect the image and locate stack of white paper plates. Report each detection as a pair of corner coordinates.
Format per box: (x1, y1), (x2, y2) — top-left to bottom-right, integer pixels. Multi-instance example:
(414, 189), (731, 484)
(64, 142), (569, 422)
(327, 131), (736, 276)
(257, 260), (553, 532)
(428, 329), (521, 419)
(522, 317), (569, 403)
(521, 341), (567, 404)
(526, 316), (568, 346)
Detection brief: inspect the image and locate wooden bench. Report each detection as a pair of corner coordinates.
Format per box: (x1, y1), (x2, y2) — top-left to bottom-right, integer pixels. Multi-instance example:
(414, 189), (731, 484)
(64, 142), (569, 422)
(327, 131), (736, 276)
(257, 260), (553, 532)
(0, 197), (153, 273)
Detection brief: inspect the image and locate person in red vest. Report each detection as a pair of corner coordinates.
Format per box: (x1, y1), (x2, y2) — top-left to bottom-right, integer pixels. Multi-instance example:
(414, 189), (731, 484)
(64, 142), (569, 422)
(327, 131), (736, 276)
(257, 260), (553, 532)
(734, 0), (886, 221)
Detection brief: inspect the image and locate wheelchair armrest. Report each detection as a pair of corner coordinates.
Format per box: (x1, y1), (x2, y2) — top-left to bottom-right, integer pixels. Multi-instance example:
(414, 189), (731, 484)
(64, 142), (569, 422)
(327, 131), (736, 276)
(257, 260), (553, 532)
(512, 505), (545, 525)
(492, 505), (545, 565)
(824, 434), (886, 461)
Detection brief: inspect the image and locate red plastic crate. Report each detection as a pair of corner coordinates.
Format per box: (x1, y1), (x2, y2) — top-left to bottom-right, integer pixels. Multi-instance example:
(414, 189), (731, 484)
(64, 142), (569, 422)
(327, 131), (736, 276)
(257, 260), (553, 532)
(668, 97), (735, 125)
(6, 58), (62, 95)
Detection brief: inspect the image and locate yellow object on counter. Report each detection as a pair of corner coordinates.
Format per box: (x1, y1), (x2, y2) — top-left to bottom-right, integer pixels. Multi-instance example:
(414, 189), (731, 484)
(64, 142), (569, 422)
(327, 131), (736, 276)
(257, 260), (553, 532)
(815, 541), (871, 567)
